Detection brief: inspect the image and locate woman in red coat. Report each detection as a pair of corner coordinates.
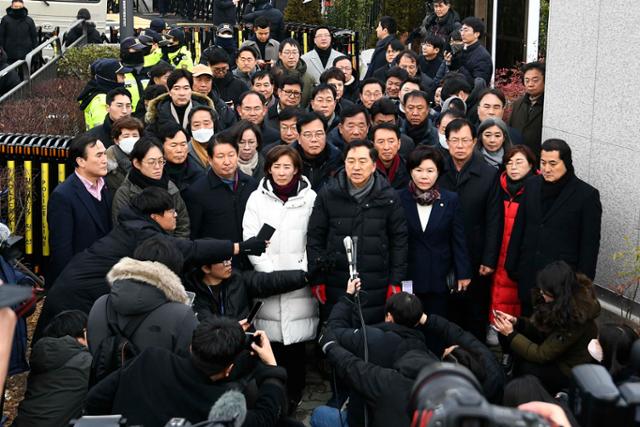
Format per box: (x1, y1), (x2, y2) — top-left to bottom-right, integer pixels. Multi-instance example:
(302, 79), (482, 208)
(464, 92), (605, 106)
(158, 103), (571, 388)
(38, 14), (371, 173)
(487, 145), (537, 346)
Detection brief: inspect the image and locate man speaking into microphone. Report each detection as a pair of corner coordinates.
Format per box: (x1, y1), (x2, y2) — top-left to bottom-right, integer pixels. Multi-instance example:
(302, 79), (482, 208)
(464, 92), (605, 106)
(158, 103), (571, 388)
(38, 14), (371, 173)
(307, 140), (408, 324)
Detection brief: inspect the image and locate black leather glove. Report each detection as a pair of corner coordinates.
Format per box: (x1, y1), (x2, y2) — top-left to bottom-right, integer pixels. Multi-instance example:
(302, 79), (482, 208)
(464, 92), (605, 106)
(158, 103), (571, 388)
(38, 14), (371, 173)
(239, 237), (267, 256)
(318, 326), (337, 354)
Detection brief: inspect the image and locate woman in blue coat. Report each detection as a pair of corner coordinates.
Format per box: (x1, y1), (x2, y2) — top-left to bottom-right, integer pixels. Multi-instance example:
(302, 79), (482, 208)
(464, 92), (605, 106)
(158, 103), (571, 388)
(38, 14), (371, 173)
(399, 146), (472, 320)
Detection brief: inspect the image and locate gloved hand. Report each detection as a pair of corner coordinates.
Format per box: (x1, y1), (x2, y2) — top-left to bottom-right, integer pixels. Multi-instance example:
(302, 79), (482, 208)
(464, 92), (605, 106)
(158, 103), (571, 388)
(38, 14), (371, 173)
(311, 284), (327, 304)
(318, 326), (337, 354)
(239, 237), (267, 256)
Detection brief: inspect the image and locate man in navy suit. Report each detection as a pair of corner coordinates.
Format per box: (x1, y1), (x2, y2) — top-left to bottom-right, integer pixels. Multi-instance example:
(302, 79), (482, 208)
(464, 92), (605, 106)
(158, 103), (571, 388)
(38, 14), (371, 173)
(364, 16), (397, 79)
(47, 134), (112, 287)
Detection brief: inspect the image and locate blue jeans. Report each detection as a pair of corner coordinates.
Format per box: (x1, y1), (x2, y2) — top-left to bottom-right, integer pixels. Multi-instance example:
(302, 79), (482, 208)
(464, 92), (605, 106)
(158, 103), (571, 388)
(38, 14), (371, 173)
(310, 405), (349, 427)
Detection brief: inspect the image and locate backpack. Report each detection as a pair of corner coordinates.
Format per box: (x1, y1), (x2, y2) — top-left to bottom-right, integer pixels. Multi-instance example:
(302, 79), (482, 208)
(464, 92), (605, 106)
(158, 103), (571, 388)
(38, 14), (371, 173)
(90, 296), (161, 385)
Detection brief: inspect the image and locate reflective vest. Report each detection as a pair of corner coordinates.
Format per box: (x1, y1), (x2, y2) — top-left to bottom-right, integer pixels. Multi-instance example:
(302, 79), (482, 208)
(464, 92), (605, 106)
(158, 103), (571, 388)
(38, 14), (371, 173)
(166, 46), (194, 71)
(123, 72), (148, 112)
(83, 93), (108, 130)
(144, 48), (163, 69)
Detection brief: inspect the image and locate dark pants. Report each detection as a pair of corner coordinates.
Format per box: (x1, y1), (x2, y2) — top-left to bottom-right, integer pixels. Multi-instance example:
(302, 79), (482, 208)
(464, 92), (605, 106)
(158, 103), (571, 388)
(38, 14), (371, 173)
(416, 292), (449, 356)
(447, 274), (491, 341)
(514, 359), (570, 396)
(271, 341), (307, 403)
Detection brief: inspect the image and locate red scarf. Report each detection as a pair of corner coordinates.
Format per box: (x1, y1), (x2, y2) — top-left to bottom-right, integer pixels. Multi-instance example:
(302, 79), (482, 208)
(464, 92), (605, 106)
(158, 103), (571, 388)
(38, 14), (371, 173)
(270, 175), (300, 203)
(376, 155), (401, 183)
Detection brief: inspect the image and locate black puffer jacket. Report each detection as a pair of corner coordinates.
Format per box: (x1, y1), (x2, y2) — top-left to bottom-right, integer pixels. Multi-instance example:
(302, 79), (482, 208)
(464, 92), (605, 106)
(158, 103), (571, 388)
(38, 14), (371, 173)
(422, 9), (461, 40)
(87, 257), (198, 357)
(450, 41), (493, 87)
(0, 7), (37, 63)
(14, 336), (91, 427)
(212, 71), (250, 109)
(184, 269), (306, 322)
(35, 207), (235, 339)
(0, 47), (20, 95)
(306, 171), (408, 323)
(213, 0), (236, 25)
(291, 141), (342, 192)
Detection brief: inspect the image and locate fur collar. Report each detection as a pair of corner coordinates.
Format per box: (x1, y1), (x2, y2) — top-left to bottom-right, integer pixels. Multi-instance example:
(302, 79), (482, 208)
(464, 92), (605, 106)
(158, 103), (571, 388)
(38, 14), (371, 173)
(107, 257), (188, 304)
(145, 92), (215, 124)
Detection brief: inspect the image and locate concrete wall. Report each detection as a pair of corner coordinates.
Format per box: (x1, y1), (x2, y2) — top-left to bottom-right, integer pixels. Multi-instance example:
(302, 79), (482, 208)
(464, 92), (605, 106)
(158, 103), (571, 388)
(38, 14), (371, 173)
(543, 1), (640, 294)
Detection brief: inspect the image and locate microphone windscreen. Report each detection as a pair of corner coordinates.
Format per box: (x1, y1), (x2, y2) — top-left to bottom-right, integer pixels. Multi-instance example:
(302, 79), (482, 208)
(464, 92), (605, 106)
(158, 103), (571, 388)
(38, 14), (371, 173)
(207, 390), (247, 427)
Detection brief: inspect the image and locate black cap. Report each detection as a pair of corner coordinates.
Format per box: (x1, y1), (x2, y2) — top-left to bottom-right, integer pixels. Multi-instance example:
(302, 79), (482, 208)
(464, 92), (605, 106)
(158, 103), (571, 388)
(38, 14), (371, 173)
(150, 18), (167, 33)
(167, 28), (186, 45)
(92, 58), (132, 80)
(120, 36), (146, 53)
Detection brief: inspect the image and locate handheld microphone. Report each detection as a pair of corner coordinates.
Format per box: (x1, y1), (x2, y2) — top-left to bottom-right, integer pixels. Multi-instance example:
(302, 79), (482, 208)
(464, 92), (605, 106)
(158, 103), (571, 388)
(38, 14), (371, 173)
(343, 236), (358, 280)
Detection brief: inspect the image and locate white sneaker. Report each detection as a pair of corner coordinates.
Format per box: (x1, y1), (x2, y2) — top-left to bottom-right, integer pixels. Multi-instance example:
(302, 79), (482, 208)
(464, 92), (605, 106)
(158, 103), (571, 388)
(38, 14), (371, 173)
(486, 325), (499, 346)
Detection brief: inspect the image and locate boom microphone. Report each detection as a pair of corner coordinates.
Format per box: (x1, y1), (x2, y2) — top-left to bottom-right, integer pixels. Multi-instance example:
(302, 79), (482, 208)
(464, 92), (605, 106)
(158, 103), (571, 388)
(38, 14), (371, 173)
(207, 390), (247, 427)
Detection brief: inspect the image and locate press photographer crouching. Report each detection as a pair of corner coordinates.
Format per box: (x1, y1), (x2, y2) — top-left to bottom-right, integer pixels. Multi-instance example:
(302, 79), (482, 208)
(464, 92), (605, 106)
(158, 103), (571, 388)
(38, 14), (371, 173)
(85, 317), (289, 427)
(493, 261), (600, 395)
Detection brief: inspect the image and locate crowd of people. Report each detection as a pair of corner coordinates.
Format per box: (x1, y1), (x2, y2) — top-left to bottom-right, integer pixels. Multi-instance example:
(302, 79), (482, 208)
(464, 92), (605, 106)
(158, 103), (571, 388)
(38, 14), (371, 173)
(0, 1), (626, 427)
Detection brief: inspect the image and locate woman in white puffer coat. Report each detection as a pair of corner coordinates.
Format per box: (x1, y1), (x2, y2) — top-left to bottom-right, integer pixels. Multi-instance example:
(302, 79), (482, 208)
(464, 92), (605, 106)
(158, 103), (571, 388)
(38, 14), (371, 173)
(242, 144), (318, 407)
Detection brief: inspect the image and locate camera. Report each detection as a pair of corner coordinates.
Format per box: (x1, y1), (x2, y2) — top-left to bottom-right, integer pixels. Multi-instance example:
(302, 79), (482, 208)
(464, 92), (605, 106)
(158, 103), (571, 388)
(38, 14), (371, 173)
(409, 362), (549, 427)
(569, 362), (640, 427)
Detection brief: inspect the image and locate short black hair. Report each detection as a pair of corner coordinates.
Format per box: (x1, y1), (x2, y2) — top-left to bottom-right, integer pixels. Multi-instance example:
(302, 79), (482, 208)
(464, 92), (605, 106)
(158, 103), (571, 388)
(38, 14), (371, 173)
(445, 118), (476, 140)
(237, 45), (258, 60)
(311, 83), (337, 100)
(43, 310), (87, 339)
(385, 292), (423, 327)
(344, 139), (377, 162)
(435, 108), (464, 127)
(156, 121), (185, 142)
(359, 77), (384, 95)
(134, 236), (184, 275)
(296, 111), (328, 133)
(370, 98), (399, 118)
(68, 133), (101, 169)
(404, 90), (430, 106)
(379, 16), (397, 34)
(147, 61), (173, 80)
(441, 77), (472, 100)
(278, 38), (301, 53)
(254, 16), (270, 29)
(371, 122), (401, 140)
(313, 26), (332, 38)
(407, 145), (445, 175)
(478, 88), (506, 107)
(251, 69), (274, 86)
(332, 55), (352, 67)
(423, 34), (445, 52)
(339, 103), (370, 124)
(388, 39), (405, 52)
(278, 107), (303, 122)
(396, 49), (419, 65)
(238, 90), (266, 106)
(521, 61), (546, 79)
(278, 73), (303, 90)
(400, 76), (424, 92)
(190, 317), (245, 376)
(461, 17), (485, 38)
(131, 187), (175, 215)
(166, 68), (193, 90)
(320, 67), (346, 84)
(188, 105), (217, 125)
(385, 66), (409, 82)
(202, 46), (230, 66)
(130, 135), (163, 163)
(207, 129), (238, 157)
(143, 84), (168, 101)
(106, 87), (132, 105)
(233, 119), (263, 150)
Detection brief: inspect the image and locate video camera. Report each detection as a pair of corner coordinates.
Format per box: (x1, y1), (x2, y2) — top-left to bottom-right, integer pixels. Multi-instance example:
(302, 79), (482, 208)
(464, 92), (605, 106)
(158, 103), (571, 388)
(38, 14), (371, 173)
(409, 362), (550, 427)
(569, 341), (640, 427)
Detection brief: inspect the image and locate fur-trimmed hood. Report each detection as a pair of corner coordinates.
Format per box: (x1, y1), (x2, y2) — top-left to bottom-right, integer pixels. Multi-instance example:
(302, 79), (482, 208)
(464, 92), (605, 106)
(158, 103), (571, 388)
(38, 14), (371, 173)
(107, 257), (188, 314)
(145, 92), (215, 125)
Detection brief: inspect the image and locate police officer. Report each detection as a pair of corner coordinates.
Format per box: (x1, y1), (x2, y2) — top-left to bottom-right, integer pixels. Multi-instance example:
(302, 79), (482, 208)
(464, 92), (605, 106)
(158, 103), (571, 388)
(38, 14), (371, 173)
(161, 28), (194, 71)
(120, 37), (149, 113)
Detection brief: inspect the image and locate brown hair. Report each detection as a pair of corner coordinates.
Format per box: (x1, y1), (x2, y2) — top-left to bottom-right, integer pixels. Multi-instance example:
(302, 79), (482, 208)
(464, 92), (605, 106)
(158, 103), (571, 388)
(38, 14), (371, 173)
(502, 144), (536, 168)
(263, 145), (303, 177)
(111, 116), (144, 141)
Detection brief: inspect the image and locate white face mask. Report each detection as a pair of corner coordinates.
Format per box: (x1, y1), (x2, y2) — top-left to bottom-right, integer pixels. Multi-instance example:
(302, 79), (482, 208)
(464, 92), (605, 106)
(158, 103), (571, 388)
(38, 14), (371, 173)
(588, 338), (603, 362)
(192, 128), (214, 143)
(438, 133), (448, 149)
(119, 137), (139, 155)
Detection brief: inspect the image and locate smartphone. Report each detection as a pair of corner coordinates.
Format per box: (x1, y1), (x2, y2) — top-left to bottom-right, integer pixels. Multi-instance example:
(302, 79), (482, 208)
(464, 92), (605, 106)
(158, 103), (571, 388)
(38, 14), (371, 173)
(246, 300), (264, 324)
(256, 223), (276, 241)
(185, 291), (196, 306)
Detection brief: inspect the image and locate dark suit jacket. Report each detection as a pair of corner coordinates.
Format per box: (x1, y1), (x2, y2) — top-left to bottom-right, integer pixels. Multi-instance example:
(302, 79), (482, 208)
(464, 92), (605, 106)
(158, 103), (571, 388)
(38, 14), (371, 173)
(47, 173), (112, 287)
(399, 188), (472, 294)
(505, 174), (602, 309)
(365, 35), (396, 79)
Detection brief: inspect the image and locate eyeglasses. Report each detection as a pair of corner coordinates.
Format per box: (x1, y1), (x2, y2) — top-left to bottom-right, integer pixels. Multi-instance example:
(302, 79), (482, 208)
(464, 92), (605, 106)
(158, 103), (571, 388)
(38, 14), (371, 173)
(211, 66), (229, 74)
(301, 131), (325, 139)
(143, 158), (166, 167)
(280, 124), (297, 132)
(282, 89), (302, 98)
(448, 138), (474, 146)
(222, 259), (232, 266)
(281, 50), (299, 56)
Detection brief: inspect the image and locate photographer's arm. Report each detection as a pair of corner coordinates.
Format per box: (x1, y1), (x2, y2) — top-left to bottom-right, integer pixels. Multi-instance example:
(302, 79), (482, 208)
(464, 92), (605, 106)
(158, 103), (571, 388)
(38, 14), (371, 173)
(85, 369), (119, 415)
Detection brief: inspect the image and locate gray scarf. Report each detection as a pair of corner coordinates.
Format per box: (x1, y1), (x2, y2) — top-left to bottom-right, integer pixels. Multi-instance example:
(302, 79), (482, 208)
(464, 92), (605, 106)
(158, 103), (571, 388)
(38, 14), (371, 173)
(480, 146), (504, 169)
(170, 101), (193, 131)
(238, 152), (259, 176)
(348, 175), (375, 203)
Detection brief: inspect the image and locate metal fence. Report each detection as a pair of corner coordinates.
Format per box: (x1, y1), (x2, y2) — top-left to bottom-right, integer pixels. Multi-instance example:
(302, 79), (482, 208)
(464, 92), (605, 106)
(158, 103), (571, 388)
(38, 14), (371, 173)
(0, 134), (72, 273)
